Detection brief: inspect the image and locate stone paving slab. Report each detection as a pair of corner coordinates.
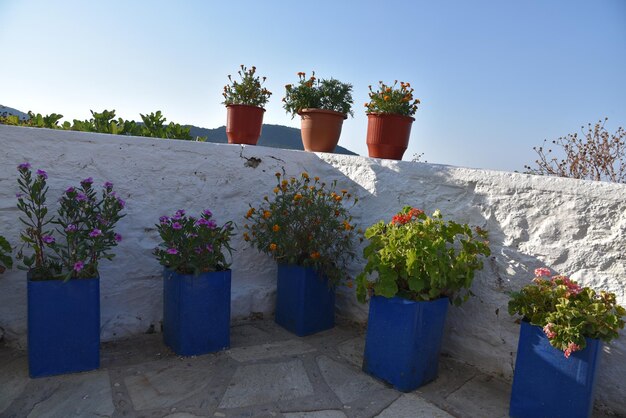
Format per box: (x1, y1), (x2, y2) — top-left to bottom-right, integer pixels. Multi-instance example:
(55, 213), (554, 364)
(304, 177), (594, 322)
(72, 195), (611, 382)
(0, 319), (618, 418)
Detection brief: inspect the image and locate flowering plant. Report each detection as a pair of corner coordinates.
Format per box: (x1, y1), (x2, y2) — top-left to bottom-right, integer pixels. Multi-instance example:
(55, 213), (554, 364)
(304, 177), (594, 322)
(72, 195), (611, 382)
(356, 207), (490, 305)
(244, 172), (358, 285)
(283, 72), (354, 118)
(222, 64), (272, 108)
(0, 235), (11, 274)
(364, 80), (420, 116)
(508, 268), (625, 357)
(154, 209), (234, 275)
(16, 163), (125, 280)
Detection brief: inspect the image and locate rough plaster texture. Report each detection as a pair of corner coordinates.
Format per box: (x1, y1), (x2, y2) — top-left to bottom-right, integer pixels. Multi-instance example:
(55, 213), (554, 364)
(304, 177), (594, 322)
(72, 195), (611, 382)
(0, 125), (624, 413)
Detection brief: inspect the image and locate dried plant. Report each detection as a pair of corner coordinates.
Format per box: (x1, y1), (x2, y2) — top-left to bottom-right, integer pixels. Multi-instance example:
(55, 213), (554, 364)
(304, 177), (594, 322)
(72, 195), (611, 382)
(525, 118), (625, 183)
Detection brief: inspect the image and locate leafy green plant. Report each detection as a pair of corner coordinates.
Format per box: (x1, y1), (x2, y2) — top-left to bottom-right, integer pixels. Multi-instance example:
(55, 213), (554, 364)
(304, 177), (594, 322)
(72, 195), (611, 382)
(364, 80), (420, 116)
(0, 235), (12, 274)
(356, 207), (490, 305)
(509, 268), (626, 357)
(244, 171), (358, 286)
(16, 163), (125, 280)
(154, 209), (235, 275)
(283, 72), (354, 118)
(222, 65), (272, 108)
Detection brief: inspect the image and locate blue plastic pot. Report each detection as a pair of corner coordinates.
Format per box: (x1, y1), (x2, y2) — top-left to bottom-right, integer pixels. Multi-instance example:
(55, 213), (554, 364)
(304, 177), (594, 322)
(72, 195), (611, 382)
(275, 264), (335, 336)
(162, 268), (231, 356)
(363, 295), (449, 392)
(509, 321), (602, 418)
(28, 276), (100, 378)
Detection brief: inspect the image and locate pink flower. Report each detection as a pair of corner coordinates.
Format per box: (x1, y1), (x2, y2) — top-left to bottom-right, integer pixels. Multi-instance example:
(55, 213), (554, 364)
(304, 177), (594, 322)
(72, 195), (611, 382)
(542, 323), (557, 339)
(166, 248), (178, 255)
(564, 342), (580, 358)
(534, 267), (551, 277)
(89, 229), (102, 238)
(73, 261), (84, 272)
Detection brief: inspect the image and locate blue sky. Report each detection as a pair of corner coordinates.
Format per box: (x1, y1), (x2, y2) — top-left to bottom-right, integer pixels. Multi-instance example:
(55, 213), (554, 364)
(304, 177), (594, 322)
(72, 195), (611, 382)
(1, 0), (624, 171)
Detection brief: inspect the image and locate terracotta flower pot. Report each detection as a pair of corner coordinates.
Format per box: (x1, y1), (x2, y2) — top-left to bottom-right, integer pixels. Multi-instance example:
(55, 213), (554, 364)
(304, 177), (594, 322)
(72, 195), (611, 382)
(226, 104), (265, 145)
(298, 108), (347, 153)
(366, 113), (415, 160)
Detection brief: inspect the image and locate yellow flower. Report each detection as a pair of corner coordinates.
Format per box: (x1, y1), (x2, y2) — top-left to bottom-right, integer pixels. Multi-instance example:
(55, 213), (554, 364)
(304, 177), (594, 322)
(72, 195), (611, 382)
(269, 243), (277, 251)
(281, 179), (288, 187)
(294, 193), (303, 201)
(314, 176), (320, 181)
(273, 187), (279, 194)
(272, 224), (280, 232)
(301, 172), (309, 179)
(263, 210), (271, 219)
(245, 207), (255, 218)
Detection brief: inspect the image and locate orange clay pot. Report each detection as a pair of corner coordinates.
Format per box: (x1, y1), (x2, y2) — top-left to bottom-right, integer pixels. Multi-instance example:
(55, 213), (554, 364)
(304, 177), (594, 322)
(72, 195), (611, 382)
(226, 104), (265, 145)
(298, 108), (347, 153)
(366, 113), (415, 160)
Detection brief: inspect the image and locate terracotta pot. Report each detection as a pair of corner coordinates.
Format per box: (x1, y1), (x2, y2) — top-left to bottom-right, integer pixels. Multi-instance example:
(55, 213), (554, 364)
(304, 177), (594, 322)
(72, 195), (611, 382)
(366, 113), (415, 160)
(226, 104), (265, 145)
(298, 108), (347, 153)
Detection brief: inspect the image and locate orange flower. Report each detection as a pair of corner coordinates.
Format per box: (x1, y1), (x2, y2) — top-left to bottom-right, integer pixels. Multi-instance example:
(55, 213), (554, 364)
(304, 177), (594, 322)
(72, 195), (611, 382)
(341, 189), (348, 195)
(343, 221), (353, 231)
(301, 172), (309, 179)
(243, 232), (250, 241)
(272, 224), (280, 232)
(384, 95), (390, 101)
(334, 195), (342, 202)
(273, 187), (279, 194)
(346, 281), (353, 289)
(275, 172), (282, 178)
(263, 210), (271, 219)
(310, 251), (320, 260)
(314, 176), (320, 181)
(245, 207), (255, 218)
(294, 193), (303, 201)
(269, 243), (277, 251)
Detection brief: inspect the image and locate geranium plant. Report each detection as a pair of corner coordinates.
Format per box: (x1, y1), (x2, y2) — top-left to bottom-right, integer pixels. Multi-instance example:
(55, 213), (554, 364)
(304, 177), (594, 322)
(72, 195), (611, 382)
(508, 268), (625, 357)
(283, 72), (354, 118)
(364, 80), (420, 116)
(154, 209), (234, 275)
(244, 172), (358, 285)
(16, 163), (126, 280)
(356, 206), (490, 305)
(222, 64), (272, 108)
(0, 235), (12, 273)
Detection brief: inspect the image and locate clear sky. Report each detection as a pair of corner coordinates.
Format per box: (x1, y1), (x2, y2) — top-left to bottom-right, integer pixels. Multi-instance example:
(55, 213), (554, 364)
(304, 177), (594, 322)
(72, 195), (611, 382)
(1, 0), (625, 172)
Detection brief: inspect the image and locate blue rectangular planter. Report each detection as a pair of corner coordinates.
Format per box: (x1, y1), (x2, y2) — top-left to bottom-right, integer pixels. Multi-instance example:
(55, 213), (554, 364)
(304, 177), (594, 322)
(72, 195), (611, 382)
(509, 321), (602, 418)
(28, 276), (100, 378)
(363, 295), (449, 392)
(275, 264), (335, 336)
(163, 268), (231, 356)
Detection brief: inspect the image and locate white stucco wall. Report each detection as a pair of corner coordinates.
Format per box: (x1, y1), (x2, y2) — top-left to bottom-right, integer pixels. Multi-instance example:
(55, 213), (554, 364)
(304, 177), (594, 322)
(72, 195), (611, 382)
(1, 125), (625, 412)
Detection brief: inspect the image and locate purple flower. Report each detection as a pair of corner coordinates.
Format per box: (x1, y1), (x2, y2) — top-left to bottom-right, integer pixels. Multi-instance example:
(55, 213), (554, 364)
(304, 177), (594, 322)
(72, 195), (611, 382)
(103, 181), (113, 189)
(195, 218), (209, 227)
(188, 232), (198, 238)
(16, 193), (24, 199)
(65, 224), (78, 233)
(42, 235), (55, 244)
(194, 247), (203, 254)
(206, 244), (213, 253)
(89, 229), (102, 238)
(159, 216), (170, 224)
(97, 215), (109, 226)
(117, 198), (126, 208)
(171, 222), (182, 230)
(36, 169), (48, 180)
(166, 248), (178, 255)
(176, 209), (185, 217)
(18, 162), (31, 171)
(65, 186), (75, 194)
(76, 193), (87, 202)
(202, 209), (213, 217)
(114, 233), (122, 242)
(207, 220), (217, 230)
(81, 177), (93, 186)
(73, 261), (84, 272)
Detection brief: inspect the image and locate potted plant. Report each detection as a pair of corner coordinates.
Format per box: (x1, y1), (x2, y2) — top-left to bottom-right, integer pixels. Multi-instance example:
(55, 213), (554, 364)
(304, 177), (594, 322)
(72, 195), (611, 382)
(364, 80), (421, 160)
(222, 64), (272, 145)
(15, 163), (125, 377)
(155, 209), (234, 356)
(244, 172), (358, 336)
(0, 235), (11, 274)
(283, 71), (353, 153)
(356, 207), (490, 391)
(508, 268), (625, 418)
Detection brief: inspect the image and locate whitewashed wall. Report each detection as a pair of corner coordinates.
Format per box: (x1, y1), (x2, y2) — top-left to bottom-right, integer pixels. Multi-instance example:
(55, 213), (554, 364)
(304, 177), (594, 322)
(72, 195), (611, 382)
(1, 125), (625, 413)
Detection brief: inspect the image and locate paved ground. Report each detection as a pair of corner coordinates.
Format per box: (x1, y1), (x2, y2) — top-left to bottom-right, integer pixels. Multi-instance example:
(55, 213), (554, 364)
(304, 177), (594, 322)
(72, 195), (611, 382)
(0, 319), (616, 418)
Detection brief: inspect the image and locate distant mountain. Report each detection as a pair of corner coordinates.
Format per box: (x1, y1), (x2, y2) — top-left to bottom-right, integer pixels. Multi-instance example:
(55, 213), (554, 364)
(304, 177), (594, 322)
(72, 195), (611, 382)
(189, 124), (358, 155)
(0, 105), (28, 120)
(0, 105), (358, 156)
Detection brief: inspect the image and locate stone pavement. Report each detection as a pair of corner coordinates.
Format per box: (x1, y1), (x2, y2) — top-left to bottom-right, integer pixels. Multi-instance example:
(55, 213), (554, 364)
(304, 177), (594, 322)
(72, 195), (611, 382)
(0, 319), (615, 418)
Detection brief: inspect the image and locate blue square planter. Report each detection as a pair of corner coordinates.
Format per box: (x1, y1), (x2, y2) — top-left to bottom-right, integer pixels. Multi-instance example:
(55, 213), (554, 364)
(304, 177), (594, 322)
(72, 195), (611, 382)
(28, 276), (100, 378)
(509, 321), (602, 418)
(275, 264), (335, 336)
(162, 268), (231, 356)
(363, 295), (449, 392)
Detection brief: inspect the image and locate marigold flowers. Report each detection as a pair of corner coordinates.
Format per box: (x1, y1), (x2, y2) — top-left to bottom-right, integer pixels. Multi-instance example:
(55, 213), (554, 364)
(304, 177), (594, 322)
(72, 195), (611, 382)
(365, 80), (420, 117)
(222, 64), (271, 108)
